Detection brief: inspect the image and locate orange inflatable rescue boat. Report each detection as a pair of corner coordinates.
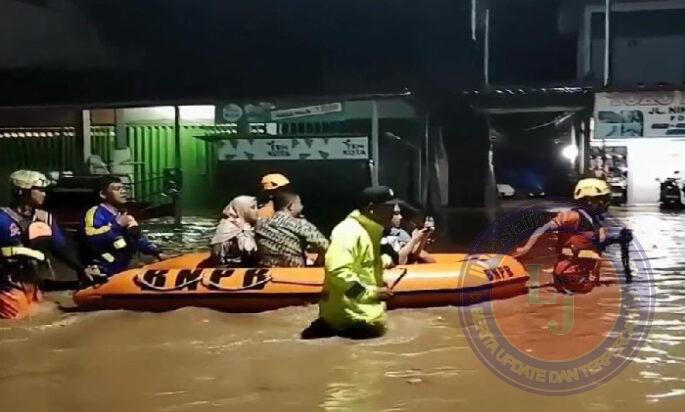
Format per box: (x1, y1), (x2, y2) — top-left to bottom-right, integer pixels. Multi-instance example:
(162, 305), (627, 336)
(73, 253), (529, 313)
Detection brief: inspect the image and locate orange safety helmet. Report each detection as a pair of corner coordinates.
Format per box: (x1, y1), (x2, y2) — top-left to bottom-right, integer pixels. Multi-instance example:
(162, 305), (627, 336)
(260, 173), (290, 191)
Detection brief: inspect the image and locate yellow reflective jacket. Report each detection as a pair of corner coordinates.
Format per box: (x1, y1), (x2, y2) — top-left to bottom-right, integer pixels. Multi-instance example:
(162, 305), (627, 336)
(319, 210), (392, 330)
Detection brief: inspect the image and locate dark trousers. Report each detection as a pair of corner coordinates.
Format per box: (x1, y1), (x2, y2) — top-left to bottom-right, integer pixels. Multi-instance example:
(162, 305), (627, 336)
(301, 318), (386, 340)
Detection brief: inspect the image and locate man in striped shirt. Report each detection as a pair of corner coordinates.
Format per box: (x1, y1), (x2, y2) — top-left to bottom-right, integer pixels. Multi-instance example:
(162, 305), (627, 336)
(255, 190), (329, 267)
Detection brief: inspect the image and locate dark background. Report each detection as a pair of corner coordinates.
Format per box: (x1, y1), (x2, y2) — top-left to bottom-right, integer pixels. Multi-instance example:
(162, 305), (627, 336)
(1, 0), (577, 106)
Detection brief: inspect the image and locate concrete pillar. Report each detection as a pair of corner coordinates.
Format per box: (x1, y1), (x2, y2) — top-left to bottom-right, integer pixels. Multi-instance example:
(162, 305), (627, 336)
(420, 114), (429, 206)
(371, 100), (380, 186)
(114, 108), (127, 150)
(484, 8), (490, 87)
(578, 119), (586, 175)
(173, 106), (182, 226)
(81, 109), (92, 163)
(603, 0), (612, 87)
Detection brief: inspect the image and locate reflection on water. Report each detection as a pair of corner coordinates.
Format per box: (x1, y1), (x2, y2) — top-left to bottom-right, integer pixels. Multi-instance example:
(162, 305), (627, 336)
(0, 207), (684, 411)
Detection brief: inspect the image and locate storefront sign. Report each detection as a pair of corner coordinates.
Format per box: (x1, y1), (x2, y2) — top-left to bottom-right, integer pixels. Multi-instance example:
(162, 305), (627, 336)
(217, 137), (368, 161)
(220, 104), (244, 122)
(270, 103), (342, 121)
(217, 102), (344, 123)
(595, 91), (685, 138)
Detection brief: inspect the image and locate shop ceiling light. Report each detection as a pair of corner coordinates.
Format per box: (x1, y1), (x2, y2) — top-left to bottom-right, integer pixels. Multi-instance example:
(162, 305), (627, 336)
(180, 105), (215, 122)
(562, 144), (579, 163)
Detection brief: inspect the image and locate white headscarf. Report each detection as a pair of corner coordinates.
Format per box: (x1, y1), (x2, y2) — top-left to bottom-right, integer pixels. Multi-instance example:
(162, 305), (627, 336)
(211, 196), (257, 253)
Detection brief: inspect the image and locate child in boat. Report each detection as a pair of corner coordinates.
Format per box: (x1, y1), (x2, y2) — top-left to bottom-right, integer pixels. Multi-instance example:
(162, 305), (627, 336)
(207, 196), (260, 267)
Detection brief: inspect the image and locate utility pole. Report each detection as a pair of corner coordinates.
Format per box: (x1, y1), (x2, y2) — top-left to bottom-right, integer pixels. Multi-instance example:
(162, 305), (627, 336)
(603, 0), (612, 87)
(484, 8), (490, 87)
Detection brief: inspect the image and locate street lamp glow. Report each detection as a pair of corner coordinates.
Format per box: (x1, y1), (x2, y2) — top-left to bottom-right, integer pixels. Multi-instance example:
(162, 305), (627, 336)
(562, 144), (579, 163)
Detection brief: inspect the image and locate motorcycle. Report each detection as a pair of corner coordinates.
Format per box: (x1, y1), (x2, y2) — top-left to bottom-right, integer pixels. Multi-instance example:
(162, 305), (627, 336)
(607, 173), (627, 205)
(657, 171), (684, 209)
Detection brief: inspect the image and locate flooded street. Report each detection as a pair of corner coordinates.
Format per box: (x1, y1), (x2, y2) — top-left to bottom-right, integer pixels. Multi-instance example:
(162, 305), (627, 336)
(1, 205), (684, 412)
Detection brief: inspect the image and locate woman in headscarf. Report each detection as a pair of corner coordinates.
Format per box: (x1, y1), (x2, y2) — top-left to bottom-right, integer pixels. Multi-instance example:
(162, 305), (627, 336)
(207, 196), (259, 267)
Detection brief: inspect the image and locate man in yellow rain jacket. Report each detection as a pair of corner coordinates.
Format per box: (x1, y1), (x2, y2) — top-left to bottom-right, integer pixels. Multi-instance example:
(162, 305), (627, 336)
(304, 186), (400, 339)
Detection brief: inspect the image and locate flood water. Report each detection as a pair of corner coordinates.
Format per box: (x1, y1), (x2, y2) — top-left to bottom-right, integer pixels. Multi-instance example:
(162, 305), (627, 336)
(1, 205), (684, 411)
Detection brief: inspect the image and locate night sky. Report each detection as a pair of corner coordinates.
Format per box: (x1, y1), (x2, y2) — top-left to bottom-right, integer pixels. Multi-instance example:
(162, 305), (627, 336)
(1, 0), (577, 105)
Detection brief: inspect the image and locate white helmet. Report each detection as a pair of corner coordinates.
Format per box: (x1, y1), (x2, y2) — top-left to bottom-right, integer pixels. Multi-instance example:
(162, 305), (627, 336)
(9, 170), (50, 190)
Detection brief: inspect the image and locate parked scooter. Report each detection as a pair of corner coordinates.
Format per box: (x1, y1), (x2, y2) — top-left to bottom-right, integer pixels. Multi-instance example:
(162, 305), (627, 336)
(607, 171), (628, 205)
(657, 171), (684, 209)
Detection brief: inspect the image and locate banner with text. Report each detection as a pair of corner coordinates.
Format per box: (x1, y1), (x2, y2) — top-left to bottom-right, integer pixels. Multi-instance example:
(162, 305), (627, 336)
(217, 137), (369, 161)
(595, 91), (685, 138)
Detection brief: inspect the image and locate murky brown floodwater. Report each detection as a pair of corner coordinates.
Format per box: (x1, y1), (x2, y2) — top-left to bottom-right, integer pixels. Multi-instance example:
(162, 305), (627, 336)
(1, 205), (684, 412)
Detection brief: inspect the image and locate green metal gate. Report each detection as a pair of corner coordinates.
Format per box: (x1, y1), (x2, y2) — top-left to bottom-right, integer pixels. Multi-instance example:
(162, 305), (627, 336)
(91, 126), (116, 163)
(91, 124), (217, 212)
(179, 125), (218, 212)
(127, 125), (175, 205)
(122, 125), (216, 211)
(0, 127), (80, 204)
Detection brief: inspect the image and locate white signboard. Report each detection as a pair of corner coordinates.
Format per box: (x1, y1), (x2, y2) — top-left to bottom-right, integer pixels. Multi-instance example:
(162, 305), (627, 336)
(270, 103), (343, 121)
(217, 137), (368, 161)
(221, 104), (244, 122)
(595, 91), (685, 138)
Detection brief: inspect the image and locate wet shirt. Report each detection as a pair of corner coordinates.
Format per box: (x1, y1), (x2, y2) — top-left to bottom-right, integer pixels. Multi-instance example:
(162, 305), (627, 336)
(380, 227), (411, 264)
(255, 211), (329, 267)
(81, 204), (159, 276)
(553, 210), (583, 231)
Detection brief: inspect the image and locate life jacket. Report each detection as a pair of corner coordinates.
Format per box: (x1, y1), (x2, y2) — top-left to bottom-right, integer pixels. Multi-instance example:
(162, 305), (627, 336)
(257, 201), (275, 219)
(556, 208), (602, 261)
(0, 208), (53, 285)
(553, 208), (602, 293)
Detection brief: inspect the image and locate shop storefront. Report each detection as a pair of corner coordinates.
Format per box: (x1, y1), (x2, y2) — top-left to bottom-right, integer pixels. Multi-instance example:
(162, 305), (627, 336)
(592, 90), (685, 205)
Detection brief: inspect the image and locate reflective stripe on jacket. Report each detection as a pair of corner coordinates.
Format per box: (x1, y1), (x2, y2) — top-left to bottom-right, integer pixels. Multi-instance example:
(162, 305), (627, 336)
(81, 204), (158, 275)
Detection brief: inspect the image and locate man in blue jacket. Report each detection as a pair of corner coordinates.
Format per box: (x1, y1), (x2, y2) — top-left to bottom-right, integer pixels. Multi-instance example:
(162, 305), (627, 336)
(81, 175), (167, 276)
